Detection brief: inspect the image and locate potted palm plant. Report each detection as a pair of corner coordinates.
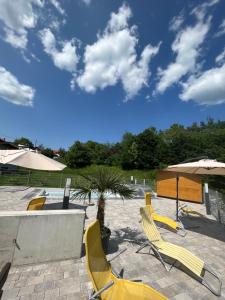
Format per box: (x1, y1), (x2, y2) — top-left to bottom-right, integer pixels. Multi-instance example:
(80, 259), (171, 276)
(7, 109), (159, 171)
(74, 167), (136, 251)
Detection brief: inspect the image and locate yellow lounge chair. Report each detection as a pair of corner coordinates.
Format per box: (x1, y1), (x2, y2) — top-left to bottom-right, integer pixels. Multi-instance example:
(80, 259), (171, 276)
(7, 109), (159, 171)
(27, 196), (46, 210)
(179, 204), (204, 218)
(84, 220), (168, 300)
(145, 193), (185, 235)
(137, 206), (222, 296)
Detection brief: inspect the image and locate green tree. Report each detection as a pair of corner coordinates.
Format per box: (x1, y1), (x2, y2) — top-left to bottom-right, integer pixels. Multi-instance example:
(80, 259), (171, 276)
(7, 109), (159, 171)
(120, 132), (138, 169)
(58, 148), (66, 158)
(41, 148), (54, 158)
(85, 141), (110, 165)
(66, 141), (91, 168)
(106, 143), (122, 166)
(136, 128), (160, 169)
(14, 137), (33, 148)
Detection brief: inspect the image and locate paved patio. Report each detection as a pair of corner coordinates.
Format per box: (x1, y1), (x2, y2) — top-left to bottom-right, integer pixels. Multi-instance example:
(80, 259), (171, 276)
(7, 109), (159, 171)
(0, 187), (225, 299)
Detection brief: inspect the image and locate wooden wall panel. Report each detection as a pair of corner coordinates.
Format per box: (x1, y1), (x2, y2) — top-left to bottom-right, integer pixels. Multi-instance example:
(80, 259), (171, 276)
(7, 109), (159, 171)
(156, 171), (203, 203)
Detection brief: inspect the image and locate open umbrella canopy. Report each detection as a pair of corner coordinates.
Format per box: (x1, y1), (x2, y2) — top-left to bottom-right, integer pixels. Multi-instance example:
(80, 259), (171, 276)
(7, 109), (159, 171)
(166, 159), (225, 176)
(0, 149), (66, 171)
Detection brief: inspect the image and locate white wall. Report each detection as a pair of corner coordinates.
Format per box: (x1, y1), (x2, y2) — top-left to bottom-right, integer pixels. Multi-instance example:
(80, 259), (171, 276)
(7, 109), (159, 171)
(0, 210), (85, 266)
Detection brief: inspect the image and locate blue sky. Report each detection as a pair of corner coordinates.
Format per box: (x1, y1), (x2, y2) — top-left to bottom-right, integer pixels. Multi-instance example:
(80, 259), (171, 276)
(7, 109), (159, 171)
(0, 0), (225, 149)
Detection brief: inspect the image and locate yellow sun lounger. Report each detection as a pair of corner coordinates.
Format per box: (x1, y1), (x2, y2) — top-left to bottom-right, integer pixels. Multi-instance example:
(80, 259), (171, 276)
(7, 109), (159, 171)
(145, 193), (185, 235)
(84, 220), (168, 300)
(27, 197), (46, 210)
(178, 204), (204, 218)
(137, 206), (222, 296)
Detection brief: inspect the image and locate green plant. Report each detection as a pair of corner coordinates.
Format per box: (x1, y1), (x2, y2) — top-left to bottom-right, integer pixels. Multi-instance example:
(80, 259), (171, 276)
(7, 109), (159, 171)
(73, 167), (136, 236)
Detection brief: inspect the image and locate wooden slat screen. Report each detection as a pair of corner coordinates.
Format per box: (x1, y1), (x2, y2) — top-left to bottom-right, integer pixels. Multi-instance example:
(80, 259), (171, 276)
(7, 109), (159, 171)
(156, 171), (203, 203)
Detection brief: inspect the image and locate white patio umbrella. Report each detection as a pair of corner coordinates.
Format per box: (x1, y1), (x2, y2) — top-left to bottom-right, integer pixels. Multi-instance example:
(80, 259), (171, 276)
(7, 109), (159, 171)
(167, 159), (225, 176)
(0, 149), (66, 171)
(165, 159), (225, 220)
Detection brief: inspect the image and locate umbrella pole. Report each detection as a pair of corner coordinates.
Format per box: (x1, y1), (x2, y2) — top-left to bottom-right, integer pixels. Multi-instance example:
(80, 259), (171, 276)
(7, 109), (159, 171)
(176, 175), (179, 221)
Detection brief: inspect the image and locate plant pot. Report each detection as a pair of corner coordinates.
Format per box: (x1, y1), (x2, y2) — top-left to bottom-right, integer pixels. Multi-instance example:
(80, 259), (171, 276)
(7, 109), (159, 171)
(101, 227), (111, 254)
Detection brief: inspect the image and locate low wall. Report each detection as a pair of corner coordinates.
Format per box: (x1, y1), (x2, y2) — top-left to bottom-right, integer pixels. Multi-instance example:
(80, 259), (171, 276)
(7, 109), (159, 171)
(0, 210), (85, 266)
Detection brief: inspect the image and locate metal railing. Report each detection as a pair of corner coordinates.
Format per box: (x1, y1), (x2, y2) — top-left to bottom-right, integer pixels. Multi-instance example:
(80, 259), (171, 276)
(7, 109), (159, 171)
(0, 169), (155, 191)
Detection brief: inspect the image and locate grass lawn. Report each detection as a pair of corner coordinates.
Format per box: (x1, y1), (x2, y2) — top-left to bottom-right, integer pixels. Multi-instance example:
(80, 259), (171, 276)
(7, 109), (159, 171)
(0, 165), (156, 189)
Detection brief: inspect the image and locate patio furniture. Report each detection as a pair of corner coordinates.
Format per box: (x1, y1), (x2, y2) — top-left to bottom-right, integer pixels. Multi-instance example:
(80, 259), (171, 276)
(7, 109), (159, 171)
(179, 203), (204, 218)
(137, 206), (222, 296)
(145, 193), (185, 236)
(84, 220), (168, 300)
(0, 149), (66, 171)
(27, 197), (46, 210)
(165, 158), (225, 220)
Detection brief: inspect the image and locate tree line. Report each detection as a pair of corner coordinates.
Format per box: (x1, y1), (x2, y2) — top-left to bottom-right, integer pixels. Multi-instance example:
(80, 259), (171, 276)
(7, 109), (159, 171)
(13, 118), (225, 170)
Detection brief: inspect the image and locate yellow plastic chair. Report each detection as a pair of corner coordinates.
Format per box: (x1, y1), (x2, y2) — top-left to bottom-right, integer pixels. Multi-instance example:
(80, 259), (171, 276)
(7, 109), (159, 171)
(137, 206), (222, 296)
(84, 220), (168, 300)
(27, 197), (46, 210)
(145, 193), (185, 235)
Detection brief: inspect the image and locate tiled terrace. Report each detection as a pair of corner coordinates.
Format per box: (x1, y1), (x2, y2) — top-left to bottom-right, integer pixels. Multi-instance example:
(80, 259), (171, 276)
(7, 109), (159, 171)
(0, 186), (225, 299)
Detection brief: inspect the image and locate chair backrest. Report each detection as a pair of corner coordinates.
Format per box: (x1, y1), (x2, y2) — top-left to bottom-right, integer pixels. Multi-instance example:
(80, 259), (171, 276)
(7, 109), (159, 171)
(27, 197), (46, 211)
(84, 220), (112, 293)
(140, 206), (162, 243)
(145, 192), (152, 206)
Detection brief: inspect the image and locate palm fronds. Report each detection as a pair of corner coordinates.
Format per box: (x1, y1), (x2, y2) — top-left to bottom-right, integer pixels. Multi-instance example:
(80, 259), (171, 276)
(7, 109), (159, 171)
(73, 167), (136, 230)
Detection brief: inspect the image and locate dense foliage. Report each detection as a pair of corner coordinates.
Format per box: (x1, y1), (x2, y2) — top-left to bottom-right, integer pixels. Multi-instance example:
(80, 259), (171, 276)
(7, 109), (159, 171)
(65, 119), (225, 169)
(14, 137), (34, 148)
(14, 119), (225, 169)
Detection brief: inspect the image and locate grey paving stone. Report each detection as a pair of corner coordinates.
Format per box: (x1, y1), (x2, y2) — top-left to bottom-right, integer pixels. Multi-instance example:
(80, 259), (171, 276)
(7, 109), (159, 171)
(45, 273), (62, 281)
(1, 192), (225, 300)
(27, 274), (45, 286)
(59, 284), (80, 296)
(1, 288), (20, 299)
(34, 280), (56, 293)
(18, 285), (35, 296)
(173, 293), (193, 300)
(44, 287), (60, 299)
(20, 292), (45, 300)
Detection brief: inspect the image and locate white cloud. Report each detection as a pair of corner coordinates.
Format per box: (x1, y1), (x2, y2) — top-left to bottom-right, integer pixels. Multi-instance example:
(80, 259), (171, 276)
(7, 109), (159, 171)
(169, 11), (184, 32)
(0, 66), (35, 106)
(191, 0), (220, 21)
(106, 3), (132, 32)
(145, 94), (151, 102)
(0, 0), (43, 49)
(49, 0), (65, 15)
(76, 4), (160, 100)
(39, 28), (79, 73)
(215, 48), (225, 65)
(215, 19), (225, 37)
(180, 63), (225, 105)
(82, 0), (91, 5)
(155, 20), (210, 94)
(3, 28), (28, 49)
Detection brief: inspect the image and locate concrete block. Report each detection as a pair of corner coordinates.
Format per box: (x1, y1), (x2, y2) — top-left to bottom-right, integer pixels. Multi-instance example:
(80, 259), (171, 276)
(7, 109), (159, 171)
(0, 210), (85, 266)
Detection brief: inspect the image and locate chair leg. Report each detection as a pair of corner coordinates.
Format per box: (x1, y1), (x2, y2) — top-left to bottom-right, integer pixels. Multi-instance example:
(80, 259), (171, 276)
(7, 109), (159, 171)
(168, 260), (178, 271)
(135, 241), (149, 253)
(177, 228), (187, 237)
(201, 265), (222, 296)
(150, 246), (169, 272)
(112, 267), (123, 278)
(89, 281), (114, 299)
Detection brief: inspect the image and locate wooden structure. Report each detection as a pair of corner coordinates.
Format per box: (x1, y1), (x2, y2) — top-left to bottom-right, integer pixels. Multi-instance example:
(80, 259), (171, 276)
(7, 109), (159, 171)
(157, 171), (203, 204)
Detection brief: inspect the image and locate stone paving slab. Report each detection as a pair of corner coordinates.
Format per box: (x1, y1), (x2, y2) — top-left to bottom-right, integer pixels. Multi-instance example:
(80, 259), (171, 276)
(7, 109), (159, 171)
(1, 187), (225, 299)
